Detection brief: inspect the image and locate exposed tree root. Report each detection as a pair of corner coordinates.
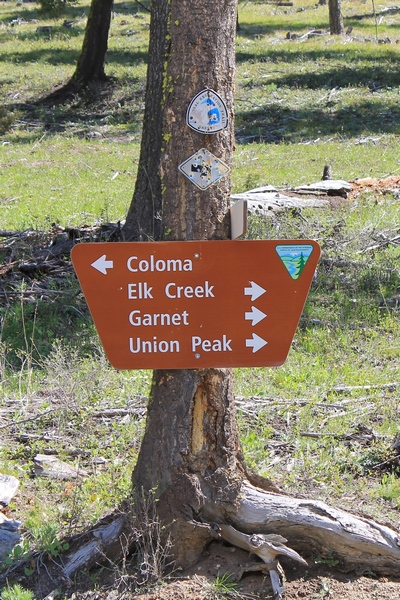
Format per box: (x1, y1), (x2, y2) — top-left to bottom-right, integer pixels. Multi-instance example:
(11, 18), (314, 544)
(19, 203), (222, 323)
(3, 482), (400, 597)
(222, 481), (400, 576)
(216, 523), (307, 599)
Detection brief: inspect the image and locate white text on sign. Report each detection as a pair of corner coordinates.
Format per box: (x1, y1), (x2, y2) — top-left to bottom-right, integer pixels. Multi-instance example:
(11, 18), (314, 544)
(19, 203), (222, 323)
(127, 281), (215, 300)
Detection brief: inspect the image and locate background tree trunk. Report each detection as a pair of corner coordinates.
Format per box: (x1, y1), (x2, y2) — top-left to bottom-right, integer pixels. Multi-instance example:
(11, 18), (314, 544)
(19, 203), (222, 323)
(329, 0), (344, 35)
(123, 0), (171, 242)
(71, 0), (114, 87)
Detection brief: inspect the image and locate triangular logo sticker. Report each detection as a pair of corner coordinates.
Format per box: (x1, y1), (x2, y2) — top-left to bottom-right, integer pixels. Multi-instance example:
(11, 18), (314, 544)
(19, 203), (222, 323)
(275, 244), (314, 280)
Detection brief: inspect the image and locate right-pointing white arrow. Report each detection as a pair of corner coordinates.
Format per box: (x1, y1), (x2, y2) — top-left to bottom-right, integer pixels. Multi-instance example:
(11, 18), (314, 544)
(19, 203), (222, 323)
(245, 306), (267, 326)
(91, 254), (114, 275)
(246, 333), (268, 353)
(244, 281), (266, 301)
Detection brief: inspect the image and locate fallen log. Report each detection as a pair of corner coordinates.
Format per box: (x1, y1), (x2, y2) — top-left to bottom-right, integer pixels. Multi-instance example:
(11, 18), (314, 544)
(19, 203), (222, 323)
(220, 481), (400, 576)
(61, 514), (127, 580)
(231, 192), (329, 216)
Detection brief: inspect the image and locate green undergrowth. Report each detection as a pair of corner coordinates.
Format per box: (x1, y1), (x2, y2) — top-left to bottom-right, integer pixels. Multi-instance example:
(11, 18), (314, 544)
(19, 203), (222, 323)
(1, 342), (151, 534)
(235, 197), (400, 518)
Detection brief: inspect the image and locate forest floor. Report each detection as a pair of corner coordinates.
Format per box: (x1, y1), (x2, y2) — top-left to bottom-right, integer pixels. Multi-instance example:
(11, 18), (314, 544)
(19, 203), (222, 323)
(61, 538), (400, 600)
(3, 173), (400, 600)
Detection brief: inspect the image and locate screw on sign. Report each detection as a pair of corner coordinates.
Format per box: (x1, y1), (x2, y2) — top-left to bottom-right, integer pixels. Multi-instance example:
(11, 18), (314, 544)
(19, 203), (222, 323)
(71, 240), (321, 370)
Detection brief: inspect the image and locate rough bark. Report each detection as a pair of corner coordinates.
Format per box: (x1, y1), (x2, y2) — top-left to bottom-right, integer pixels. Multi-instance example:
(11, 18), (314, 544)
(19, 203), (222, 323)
(123, 0), (170, 242)
(329, 0), (344, 35)
(129, 0), (238, 566)
(158, 3), (235, 241)
(132, 368), (246, 566)
(123, 0), (235, 242)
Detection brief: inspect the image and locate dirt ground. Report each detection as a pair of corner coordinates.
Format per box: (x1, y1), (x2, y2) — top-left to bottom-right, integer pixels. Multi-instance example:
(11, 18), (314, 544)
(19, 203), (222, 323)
(64, 539), (400, 599)
(348, 175), (400, 200)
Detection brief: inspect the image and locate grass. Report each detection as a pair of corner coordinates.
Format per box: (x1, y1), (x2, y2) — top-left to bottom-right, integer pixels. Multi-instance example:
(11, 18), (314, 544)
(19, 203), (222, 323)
(197, 572), (240, 599)
(1, 1), (400, 225)
(0, 583), (34, 600)
(1, 137), (138, 229)
(235, 194), (400, 508)
(0, 0), (400, 595)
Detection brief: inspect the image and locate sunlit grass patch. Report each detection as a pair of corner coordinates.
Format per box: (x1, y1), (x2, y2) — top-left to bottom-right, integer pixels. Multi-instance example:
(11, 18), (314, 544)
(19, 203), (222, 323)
(0, 137), (139, 230)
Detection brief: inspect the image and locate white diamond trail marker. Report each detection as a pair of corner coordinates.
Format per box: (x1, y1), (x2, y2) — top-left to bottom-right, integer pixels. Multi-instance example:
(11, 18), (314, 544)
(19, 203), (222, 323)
(178, 148), (230, 190)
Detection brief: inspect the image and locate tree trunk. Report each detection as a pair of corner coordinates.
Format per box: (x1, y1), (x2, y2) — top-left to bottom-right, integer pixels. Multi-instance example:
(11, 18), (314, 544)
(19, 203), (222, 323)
(123, 0), (171, 242)
(132, 368), (248, 566)
(129, 0), (238, 567)
(71, 0), (114, 87)
(39, 0), (114, 101)
(123, 0), (235, 242)
(329, 0), (344, 35)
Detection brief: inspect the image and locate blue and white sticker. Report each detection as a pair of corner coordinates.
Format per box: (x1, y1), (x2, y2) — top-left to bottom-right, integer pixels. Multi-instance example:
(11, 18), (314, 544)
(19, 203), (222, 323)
(186, 89), (229, 134)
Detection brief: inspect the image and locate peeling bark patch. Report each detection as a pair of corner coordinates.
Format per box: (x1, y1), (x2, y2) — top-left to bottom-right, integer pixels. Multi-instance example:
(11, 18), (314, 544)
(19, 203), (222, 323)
(191, 385), (207, 454)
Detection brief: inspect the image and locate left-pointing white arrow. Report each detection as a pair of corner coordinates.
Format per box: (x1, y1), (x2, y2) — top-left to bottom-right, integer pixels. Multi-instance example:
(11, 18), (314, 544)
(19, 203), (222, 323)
(245, 306), (267, 326)
(246, 333), (268, 353)
(91, 254), (114, 275)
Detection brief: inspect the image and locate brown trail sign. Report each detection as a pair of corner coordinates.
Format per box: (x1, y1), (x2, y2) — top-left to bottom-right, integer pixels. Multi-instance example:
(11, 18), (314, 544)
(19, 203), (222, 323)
(71, 239), (320, 370)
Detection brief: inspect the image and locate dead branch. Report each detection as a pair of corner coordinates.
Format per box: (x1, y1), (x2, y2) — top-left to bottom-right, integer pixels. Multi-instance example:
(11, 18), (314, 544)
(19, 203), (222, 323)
(134, 0), (151, 12)
(299, 430), (386, 443)
(92, 406), (147, 419)
(357, 234), (400, 253)
(320, 257), (396, 273)
(61, 514), (127, 580)
(217, 523), (306, 598)
(330, 383), (400, 394)
(0, 409), (54, 430)
(0, 230), (22, 238)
